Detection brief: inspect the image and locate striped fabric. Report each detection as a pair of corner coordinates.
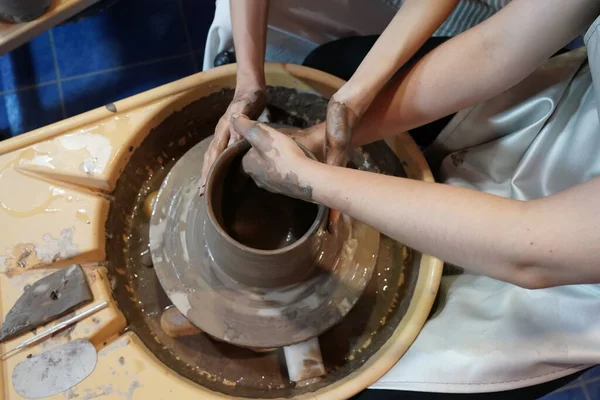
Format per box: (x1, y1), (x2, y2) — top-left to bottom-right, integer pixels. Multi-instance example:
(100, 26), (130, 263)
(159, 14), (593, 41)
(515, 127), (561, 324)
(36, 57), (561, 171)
(382, 0), (511, 37)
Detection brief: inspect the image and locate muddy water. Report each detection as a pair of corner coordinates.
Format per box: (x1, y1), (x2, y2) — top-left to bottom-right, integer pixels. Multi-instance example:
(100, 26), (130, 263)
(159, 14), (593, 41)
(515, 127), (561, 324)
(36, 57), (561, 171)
(105, 87), (419, 398)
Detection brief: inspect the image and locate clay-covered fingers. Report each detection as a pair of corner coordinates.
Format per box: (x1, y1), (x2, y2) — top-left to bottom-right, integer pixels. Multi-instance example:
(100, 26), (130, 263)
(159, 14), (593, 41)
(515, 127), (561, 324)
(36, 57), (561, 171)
(325, 100), (357, 167)
(199, 117), (230, 195)
(240, 149), (264, 182)
(230, 113), (273, 153)
(227, 130), (242, 146)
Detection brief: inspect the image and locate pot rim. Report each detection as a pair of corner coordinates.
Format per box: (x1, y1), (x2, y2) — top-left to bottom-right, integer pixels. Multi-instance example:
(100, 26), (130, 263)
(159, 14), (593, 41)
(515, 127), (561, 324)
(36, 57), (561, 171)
(204, 138), (327, 256)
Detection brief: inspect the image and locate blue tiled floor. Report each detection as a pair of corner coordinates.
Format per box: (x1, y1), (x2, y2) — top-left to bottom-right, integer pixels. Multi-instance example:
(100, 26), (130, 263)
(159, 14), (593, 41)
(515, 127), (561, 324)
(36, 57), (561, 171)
(0, 0), (214, 138)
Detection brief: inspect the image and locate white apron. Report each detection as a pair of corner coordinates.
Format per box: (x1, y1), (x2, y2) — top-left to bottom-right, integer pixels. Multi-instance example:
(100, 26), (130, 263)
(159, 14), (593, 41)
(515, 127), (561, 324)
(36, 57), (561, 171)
(372, 16), (600, 393)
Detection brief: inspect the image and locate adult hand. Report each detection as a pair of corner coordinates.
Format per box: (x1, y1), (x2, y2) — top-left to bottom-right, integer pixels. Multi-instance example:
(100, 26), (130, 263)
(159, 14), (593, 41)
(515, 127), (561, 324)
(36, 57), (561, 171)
(199, 86), (267, 194)
(230, 113), (315, 202)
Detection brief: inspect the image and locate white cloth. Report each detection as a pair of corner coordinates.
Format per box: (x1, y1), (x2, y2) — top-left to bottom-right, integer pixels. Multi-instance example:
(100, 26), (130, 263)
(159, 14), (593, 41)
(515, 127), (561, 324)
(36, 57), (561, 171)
(372, 17), (600, 393)
(202, 0), (510, 71)
(203, 0), (234, 71)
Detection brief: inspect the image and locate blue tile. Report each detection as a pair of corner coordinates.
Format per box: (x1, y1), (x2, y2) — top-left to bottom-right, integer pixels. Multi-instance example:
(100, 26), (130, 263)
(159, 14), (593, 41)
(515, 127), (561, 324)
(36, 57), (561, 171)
(0, 33), (56, 92)
(539, 386), (587, 400)
(0, 84), (63, 139)
(51, 0), (190, 78)
(585, 379), (600, 399)
(181, 0), (215, 51)
(61, 55), (194, 117)
(580, 366), (600, 383)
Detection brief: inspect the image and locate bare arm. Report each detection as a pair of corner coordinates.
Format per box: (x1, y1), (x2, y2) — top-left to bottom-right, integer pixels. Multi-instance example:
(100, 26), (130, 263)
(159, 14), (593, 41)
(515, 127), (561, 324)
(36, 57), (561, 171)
(199, 0), (270, 192)
(232, 113), (600, 289)
(334, 0), (459, 116)
(230, 0), (600, 287)
(231, 0), (269, 89)
(304, 163), (600, 289)
(301, 0), (598, 151)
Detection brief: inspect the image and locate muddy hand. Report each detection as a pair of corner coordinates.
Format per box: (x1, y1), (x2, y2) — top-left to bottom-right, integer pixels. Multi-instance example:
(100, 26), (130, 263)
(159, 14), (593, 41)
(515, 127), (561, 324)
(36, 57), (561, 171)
(230, 114), (314, 202)
(199, 87), (267, 195)
(325, 99), (359, 235)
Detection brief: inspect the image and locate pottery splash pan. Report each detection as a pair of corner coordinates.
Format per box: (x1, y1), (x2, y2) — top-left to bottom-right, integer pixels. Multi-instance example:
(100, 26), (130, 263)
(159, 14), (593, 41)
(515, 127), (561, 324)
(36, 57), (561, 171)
(0, 63), (443, 400)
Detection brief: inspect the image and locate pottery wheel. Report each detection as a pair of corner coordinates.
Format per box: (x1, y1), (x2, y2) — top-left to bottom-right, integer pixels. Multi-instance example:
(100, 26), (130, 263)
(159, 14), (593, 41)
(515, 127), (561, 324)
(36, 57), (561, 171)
(150, 136), (380, 349)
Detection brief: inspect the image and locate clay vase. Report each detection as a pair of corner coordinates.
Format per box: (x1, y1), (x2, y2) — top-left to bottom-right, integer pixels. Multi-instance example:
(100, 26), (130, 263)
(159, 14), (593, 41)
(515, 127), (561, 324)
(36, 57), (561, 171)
(0, 0), (52, 23)
(204, 139), (327, 288)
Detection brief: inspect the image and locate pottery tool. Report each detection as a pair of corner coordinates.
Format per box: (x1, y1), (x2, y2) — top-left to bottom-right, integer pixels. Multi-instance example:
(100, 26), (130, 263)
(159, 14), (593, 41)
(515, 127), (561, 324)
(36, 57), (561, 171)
(11, 339), (97, 399)
(0, 265), (93, 343)
(0, 301), (108, 360)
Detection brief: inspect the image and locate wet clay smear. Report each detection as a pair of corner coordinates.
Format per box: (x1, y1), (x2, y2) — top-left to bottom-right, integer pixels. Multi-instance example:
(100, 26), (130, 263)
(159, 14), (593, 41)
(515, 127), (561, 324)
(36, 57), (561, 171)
(105, 87), (418, 398)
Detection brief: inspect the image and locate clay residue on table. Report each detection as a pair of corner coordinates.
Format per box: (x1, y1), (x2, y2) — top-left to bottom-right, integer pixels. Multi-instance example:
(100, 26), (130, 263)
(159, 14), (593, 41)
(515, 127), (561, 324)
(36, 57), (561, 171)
(105, 87), (418, 398)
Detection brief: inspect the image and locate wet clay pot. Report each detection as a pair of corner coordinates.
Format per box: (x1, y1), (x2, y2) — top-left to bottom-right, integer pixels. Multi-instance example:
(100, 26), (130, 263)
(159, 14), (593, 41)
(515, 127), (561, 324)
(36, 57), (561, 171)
(204, 139), (326, 288)
(0, 0), (52, 23)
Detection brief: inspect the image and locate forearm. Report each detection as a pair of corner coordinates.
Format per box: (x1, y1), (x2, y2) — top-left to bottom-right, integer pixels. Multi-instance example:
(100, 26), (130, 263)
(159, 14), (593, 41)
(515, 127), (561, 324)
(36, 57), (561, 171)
(336, 0), (458, 115)
(349, 0), (599, 146)
(301, 160), (600, 288)
(230, 0), (269, 88)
